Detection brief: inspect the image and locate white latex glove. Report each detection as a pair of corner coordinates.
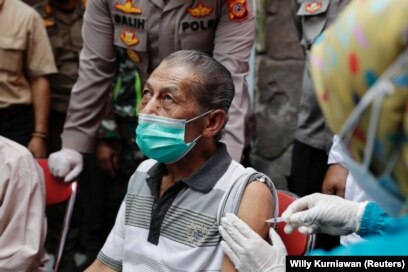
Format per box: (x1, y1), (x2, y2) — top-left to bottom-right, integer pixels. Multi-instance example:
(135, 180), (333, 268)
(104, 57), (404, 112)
(219, 213), (287, 272)
(282, 193), (368, 236)
(49, 148), (83, 182)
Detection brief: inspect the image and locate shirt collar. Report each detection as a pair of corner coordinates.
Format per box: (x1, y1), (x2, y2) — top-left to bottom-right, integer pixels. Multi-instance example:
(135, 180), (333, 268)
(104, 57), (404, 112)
(146, 143), (232, 195)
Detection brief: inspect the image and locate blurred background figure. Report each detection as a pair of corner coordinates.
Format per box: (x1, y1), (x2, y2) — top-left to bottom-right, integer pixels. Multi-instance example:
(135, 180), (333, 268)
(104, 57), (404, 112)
(289, 0), (351, 250)
(0, 136), (47, 271)
(0, 0), (56, 158)
(33, 0), (85, 269)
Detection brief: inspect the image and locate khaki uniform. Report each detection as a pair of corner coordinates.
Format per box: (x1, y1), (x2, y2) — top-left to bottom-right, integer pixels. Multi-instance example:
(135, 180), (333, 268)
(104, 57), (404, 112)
(62, 0), (255, 161)
(35, 0), (84, 113)
(0, 0), (56, 108)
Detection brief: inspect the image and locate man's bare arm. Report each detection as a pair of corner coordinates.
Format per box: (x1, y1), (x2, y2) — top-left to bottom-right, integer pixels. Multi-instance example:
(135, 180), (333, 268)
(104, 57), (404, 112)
(221, 181), (275, 271)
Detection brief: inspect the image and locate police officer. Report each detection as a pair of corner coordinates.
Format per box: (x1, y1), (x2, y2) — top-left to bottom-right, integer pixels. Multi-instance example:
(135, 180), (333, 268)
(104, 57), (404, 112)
(34, 0), (85, 269)
(290, 0), (351, 249)
(49, 1), (255, 190)
(0, 0), (56, 158)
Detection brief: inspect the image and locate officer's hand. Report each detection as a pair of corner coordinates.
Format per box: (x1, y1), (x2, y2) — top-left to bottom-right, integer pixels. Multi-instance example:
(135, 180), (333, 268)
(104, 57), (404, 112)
(96, 141), (118, 177)
(49, 148), (83, 182)
(219, 213), (286, 272)
(28, 137), (47, 158)
(282, 193), (368, 236)
(321, 163), (348, 197)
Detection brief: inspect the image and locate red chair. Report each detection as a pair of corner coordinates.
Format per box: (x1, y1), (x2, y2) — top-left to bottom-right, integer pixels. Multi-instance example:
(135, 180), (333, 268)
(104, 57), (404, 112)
(36, 159), (78, 272)
(275, 190), (315, 256)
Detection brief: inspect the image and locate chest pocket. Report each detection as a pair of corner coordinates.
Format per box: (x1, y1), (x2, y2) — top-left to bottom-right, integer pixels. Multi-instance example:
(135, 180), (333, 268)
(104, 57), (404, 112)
(297, 0), (331, 49)
(0, 37), (25, 73)
(179, 17), (216, 53)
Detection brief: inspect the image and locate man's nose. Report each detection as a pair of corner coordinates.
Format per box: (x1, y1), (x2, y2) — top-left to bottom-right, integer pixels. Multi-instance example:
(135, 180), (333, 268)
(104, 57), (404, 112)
(139, 97), (160, 115)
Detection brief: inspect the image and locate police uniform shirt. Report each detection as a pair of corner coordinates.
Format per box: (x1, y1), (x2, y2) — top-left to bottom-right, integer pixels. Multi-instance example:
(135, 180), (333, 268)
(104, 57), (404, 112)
(0, 0), (57, 108)
(295, 0), (351, 152)
(61, 0), (255, 161)
(35, 0), (85, 113)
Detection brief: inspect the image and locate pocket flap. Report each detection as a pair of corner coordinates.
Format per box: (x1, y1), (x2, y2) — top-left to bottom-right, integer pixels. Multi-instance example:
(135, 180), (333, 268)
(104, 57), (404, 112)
(0, 36), (26, 50)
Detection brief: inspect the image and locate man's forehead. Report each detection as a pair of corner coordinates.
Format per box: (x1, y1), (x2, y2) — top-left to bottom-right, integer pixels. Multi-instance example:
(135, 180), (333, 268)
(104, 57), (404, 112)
(147, 63), (197, 92)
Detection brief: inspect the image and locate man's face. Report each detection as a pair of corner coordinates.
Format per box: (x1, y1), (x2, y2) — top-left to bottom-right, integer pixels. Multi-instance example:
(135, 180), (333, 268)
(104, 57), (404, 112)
(138, 62), (204, 142)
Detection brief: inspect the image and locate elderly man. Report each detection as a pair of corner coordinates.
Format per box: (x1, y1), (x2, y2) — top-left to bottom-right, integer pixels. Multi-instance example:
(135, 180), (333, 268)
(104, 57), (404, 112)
(85, 50), (275, 272)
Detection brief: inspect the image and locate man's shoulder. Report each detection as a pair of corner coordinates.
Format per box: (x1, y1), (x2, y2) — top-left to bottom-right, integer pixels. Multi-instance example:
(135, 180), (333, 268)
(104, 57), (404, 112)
(7, 0), (41, 18)
(0, 137), (35, 167)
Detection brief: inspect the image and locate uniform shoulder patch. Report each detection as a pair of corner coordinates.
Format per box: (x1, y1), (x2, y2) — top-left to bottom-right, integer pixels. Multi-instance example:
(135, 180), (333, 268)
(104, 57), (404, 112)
(305, 1), (322, 14)
(188, 2), (214, 18)
(227, 0), (248, 21)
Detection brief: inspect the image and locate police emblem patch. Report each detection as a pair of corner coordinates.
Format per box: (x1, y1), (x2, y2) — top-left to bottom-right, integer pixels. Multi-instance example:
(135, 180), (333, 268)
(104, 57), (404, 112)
(188, 2), (214, 18)
(115, 0), (142, 14)
(187, 222), (209, 247)
(127, 49), (141, 63)
(120, 29), (139, 46)
(305, 1), (322, 14)
(227, 0), (248, 21)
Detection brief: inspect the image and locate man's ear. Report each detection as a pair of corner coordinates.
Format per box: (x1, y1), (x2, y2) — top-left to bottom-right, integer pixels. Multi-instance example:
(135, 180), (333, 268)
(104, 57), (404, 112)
(202, 109), (227, 138)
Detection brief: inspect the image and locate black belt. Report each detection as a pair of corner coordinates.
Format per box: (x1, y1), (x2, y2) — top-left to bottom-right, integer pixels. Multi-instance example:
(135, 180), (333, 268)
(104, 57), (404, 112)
(0, 105), (32, 118)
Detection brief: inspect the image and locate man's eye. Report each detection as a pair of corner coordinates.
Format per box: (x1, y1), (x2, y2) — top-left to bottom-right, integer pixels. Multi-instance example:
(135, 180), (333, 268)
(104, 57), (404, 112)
(164, 94), (174, 103)
(142, 90), (152, 97)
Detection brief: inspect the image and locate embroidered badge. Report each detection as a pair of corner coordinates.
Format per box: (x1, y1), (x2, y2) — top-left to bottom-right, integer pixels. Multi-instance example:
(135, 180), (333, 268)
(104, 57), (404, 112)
(188, 2), (214, 18)
(227, 0), (248, 21)
(187, 222), (209, 247)
(127, 49), (141, 63)
(120, 29), (139, 46)
(305, 1), (322, 14)
(115, 0), (142, 14)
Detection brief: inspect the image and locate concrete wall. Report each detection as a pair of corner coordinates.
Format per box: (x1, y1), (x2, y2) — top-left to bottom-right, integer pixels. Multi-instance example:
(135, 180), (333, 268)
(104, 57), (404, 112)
(250, 0), (305, 189)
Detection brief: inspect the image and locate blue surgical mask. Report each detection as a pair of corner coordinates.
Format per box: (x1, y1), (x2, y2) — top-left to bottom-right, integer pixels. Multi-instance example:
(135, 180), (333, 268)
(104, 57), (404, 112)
(136, 110), (212, 164)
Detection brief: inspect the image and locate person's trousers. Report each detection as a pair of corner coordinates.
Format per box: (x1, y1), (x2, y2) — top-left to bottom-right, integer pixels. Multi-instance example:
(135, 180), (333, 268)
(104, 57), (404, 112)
(290, 139), (340, 250)
(0, 105), (33, 146)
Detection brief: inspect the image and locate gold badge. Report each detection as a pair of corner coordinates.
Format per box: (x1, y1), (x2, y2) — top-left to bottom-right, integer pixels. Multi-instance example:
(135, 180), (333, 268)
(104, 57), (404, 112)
(127, 49), (141, 63)
(115, 0), (142, 14)
(305, 1), (322, 14)
(188, 2), (214, 18)
(227, 0), (248, 21)
(43, 18), (55, 27)
(120, 29), (139, 46)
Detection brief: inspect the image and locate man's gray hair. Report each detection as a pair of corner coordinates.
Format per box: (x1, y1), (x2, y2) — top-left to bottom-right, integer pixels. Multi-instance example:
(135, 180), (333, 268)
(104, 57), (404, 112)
(163, 50), (235, 140)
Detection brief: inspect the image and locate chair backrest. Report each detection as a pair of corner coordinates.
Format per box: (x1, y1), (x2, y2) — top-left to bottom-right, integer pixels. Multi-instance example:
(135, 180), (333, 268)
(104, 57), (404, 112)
(276, 190), (315, 256)
(36, 159), (72, 205)
(36, 158), (78, 272)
